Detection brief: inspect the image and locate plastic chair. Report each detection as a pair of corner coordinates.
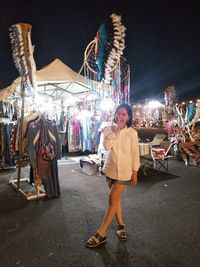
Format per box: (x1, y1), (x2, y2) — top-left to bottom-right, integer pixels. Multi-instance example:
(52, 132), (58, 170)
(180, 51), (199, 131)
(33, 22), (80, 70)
(139, 134), (169, 174)
(150, 143), (173, 172)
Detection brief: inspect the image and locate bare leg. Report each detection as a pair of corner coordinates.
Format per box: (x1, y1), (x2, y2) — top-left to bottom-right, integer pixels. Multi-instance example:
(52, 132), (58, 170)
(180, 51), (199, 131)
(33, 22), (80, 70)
(97, 183), (126, 237)
(115, 201), (124, 226)
(108, 182), (124, 226)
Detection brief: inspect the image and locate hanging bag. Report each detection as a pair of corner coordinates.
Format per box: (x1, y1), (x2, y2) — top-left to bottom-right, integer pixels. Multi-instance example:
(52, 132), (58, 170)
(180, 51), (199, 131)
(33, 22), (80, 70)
(39, 116), (56, 161)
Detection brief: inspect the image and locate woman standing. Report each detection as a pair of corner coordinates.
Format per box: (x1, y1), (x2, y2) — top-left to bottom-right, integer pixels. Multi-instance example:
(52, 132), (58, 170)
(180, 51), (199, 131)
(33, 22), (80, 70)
(86, 103), (140, 248)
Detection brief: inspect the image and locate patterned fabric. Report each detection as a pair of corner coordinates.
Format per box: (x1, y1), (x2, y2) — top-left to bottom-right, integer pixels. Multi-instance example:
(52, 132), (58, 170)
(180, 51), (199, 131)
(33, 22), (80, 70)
(0, 123), (15, 167)
(28, 116), (61, 198)
(68, 117), (81, 152)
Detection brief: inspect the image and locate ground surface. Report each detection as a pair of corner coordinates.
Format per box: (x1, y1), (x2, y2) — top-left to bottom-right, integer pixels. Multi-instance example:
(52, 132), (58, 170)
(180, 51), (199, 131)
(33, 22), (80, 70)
(0, 158), (200, 267)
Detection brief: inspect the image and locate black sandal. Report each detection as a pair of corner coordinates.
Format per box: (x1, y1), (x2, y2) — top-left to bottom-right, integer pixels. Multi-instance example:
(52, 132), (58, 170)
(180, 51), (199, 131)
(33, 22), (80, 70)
(117, 225), (127, 241)
(85, 233), (107, 248)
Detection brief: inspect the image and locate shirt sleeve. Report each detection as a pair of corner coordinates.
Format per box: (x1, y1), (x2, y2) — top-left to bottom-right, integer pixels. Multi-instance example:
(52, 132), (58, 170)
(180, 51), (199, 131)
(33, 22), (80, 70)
(131, 130), (141, 172)
(103, 126), (117, 150)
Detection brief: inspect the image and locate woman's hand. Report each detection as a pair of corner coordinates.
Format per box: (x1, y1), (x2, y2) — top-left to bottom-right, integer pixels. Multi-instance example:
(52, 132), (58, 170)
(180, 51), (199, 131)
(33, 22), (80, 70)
(131, 171), (138, 186)
(104, 126), (117, 140)
(104, 127), (112, 136)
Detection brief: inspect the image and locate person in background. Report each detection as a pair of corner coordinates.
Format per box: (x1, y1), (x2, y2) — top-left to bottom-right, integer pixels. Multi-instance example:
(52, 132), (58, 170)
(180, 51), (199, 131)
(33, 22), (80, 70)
(97, 113), (112, 155)
(86, 103), (140, 248)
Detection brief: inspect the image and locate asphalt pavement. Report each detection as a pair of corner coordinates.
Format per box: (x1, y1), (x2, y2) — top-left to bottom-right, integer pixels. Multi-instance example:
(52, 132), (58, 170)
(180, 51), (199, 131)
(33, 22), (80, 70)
(0, 158), (200, 267)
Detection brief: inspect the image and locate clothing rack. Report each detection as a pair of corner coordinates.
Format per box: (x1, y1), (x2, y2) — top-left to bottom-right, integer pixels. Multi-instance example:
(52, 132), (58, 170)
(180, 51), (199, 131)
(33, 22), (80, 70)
(8, 82), (46, 201)
(9, 172), (46, 201)
(8, 22), (48, 200)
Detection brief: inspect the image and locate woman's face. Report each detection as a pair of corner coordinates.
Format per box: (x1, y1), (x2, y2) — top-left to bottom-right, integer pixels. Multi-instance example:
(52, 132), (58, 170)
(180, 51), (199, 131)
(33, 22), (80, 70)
(115, 108), (129, 129)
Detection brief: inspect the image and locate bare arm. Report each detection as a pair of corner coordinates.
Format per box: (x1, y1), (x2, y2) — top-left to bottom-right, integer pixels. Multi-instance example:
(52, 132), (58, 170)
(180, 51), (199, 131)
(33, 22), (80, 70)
(131, 170), (138, 186)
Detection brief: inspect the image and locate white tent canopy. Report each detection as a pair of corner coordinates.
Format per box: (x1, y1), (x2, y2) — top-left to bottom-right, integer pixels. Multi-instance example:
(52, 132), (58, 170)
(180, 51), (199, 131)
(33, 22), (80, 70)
(0, 58), (109, 101)
(0, 77), (21, 101)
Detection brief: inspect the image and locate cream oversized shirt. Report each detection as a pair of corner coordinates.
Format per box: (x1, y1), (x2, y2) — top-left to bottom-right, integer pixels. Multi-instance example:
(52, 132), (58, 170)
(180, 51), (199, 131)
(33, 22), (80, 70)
(102, 125), (140, 181)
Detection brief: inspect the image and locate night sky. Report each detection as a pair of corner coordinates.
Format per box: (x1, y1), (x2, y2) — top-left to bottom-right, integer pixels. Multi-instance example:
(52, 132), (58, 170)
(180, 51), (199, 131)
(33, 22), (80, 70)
(0, 0), (200, 102)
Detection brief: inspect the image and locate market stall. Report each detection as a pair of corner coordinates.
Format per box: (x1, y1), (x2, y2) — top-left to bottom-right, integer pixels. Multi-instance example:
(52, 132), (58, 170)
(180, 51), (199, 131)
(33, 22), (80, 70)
(0, 13), (133, 200)
(1, 23), (62, 201)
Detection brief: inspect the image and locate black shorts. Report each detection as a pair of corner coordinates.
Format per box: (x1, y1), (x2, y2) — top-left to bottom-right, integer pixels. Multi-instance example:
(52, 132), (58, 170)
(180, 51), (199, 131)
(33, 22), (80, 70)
(106, 176), (131, 186)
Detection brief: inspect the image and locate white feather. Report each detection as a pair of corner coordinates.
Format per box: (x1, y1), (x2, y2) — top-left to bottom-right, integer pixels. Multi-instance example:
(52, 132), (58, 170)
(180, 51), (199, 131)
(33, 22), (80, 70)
(113, 22), (121, 27)
(114, 35), (123, 41)
(121, 26), (126, 32)
(114, 41), (120, 49)
(112, 16), (121, 23)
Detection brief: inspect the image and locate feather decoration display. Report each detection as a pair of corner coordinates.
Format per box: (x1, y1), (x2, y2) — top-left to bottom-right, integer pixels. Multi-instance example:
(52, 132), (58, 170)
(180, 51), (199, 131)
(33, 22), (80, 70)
(186, 103), (196, 122)
(9, 23), (37, 94)
(175, 105), (185, 128)
(191, 100), (200, 130)
(96, 23), (107, 81)
(110, 56), (130, 104)
(95, 13), (126, 84)
(164, 86), (176, 106)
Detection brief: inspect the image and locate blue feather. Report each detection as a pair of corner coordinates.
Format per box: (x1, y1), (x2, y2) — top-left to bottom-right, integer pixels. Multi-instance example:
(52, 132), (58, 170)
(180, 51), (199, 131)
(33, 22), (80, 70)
(97, 23), (107, 81)
(187, 103), (196, 122)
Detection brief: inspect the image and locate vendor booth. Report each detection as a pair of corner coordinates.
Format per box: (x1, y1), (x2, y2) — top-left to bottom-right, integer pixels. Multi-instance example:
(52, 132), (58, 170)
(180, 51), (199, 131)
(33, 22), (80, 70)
(0, 17), (121, 201)
(0, 58), (109, 101)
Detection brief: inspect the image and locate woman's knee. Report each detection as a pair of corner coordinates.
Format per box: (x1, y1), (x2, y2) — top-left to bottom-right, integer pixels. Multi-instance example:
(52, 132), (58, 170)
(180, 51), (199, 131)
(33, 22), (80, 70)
(108, 185), (125, 205)
(108, 195), (116, 206)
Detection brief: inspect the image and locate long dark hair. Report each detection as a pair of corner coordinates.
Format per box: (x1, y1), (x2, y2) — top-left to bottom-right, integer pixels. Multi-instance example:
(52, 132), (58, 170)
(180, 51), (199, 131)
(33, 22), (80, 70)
(114, 103), (133, 127)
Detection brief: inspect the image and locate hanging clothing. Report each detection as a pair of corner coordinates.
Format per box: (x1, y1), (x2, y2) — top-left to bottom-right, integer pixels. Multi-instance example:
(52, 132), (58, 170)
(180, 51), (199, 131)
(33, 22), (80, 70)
(14, 113), (40, 168)
(0, 122), (15, 168)
(28, 116), (61, 198)
(68, 117), (81, 153)
(79, 110), (92, 151)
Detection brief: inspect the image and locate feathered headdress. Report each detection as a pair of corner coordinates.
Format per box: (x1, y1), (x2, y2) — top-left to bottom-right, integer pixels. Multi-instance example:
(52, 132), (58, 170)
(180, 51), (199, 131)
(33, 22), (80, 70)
(95, 13), (126, 83)
(9, 23), (37, 94)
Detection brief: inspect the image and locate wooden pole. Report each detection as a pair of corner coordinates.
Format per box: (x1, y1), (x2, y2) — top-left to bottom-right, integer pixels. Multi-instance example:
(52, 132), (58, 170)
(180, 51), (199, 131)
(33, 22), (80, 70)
(17, 81), (25, 190)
